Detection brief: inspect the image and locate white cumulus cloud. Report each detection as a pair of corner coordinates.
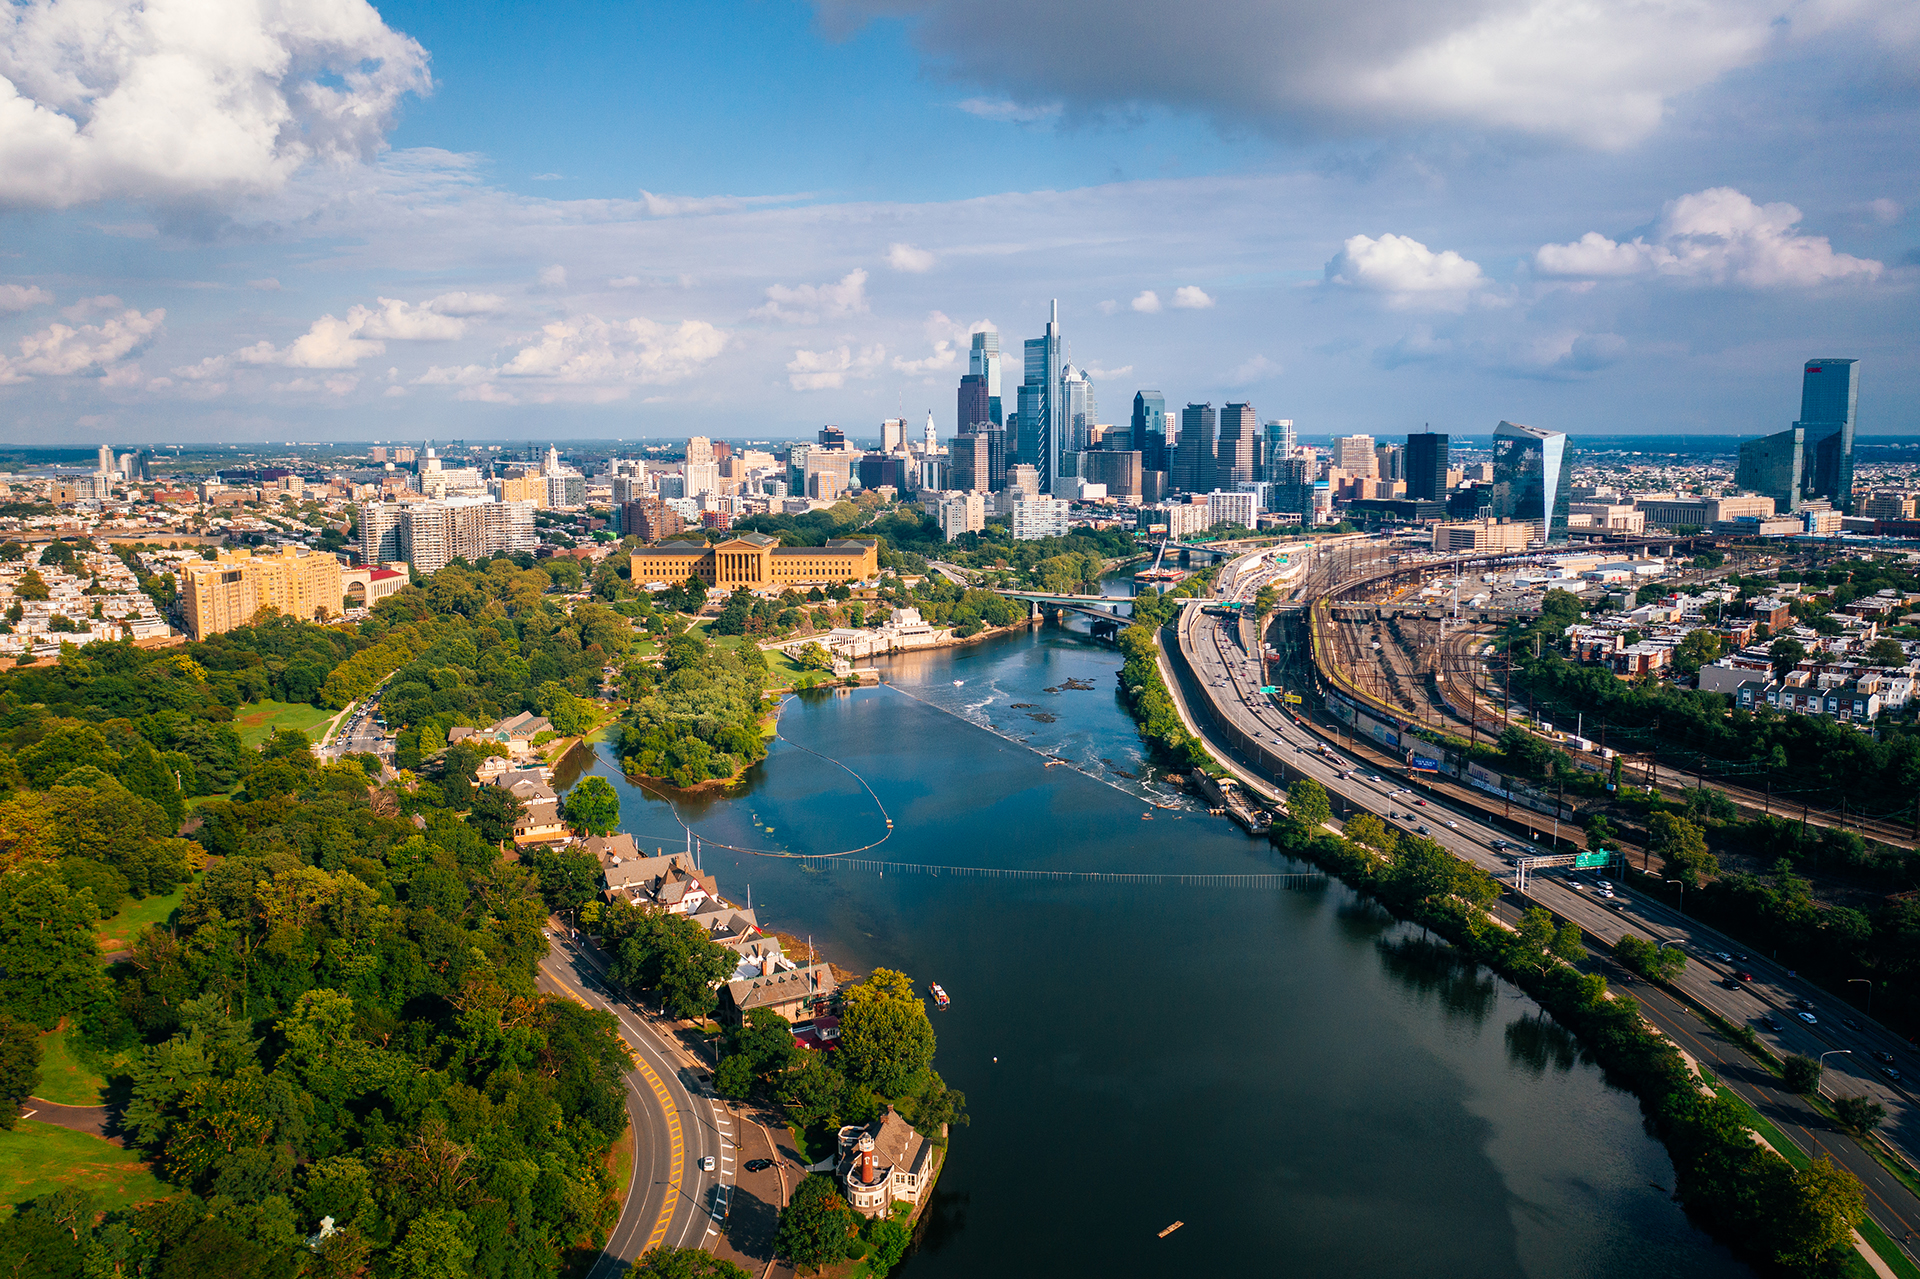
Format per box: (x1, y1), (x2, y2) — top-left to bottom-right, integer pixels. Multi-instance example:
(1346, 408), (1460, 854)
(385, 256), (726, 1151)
(1172, 285), (1215, 309)
(191, 294), (493, 377)
(0, 0), (429, 208)
(1326, 233), (1490, 309)
(887, 242), (936, 273)
(753, 269), (869, 323)
(956, 98), (1061, 123)
(1533, 187), (1883, 287)
(499, 315), (728, 389)
(0, 284), (52, 312)
(788, 343), (885, 390)
(0, 306), (163, 383)
(1130, 290), (1161, 313)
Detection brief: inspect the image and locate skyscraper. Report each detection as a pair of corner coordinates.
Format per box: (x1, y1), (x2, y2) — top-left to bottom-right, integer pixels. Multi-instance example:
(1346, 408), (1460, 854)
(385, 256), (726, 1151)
(96, 444), (114, 476)
(1798, 358), (1859, 511)
(1018, 301), (1065, 494)
(1490, 420), (1571, 542)
(1172, 403), (1215, 494)
(1061, 363), (1096, 454)
(1215, 403), (1258, 488)
(1262, 420), (1294, 473)
(1737, 427), (1804, 512)
(1133, 392), (1167, 472)
(957, 375), (990, 433)
(1335, 435), (1377, 477)
(1268, 457), (1314, 522)
(969, 328), (1002, 426)
(881, 418), (905, 452)
(817, 426), (846, 451)
(1405, 431), (1449, 501)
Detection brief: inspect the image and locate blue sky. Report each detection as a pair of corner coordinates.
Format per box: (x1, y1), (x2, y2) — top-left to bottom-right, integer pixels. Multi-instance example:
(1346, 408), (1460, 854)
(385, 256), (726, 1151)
(0, 0), (1914, 444)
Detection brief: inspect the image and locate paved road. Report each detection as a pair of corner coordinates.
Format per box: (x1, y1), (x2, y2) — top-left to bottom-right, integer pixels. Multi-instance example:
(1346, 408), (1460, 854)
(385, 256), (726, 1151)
(537, 934), (741, 1270)
(1168, 580), (1920, 1259)
(327, 693), (391, 761)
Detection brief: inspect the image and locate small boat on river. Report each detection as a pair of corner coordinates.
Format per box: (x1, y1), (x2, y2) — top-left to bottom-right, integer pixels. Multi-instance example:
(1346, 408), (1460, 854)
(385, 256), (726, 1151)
(930, 982), (950, 1009)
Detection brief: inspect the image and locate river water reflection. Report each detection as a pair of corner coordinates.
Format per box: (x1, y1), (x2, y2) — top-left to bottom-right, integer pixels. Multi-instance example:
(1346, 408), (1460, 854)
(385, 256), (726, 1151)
(579, 617), (1750, 1278)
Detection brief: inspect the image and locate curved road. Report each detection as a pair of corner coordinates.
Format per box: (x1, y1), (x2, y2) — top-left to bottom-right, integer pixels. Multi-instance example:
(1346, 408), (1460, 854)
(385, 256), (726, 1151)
(1169, 573), (1920, 1265)
(537, 937), (741, 1270)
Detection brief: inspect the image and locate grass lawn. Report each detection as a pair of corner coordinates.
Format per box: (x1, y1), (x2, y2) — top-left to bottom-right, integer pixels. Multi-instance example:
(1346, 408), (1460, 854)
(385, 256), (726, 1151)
(234, 699), (335, 749)
(96, 878), (191, 955)
(32, 1025), (108, 1107)
(0, 1122), (169, 1215)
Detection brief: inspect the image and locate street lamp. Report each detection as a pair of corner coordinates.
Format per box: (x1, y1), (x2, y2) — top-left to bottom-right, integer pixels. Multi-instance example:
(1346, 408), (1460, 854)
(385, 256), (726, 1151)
(1818, 1048), (1853, 1095)
(1663, 878), (1685, 916)
(1847, 977), (1872, 1014)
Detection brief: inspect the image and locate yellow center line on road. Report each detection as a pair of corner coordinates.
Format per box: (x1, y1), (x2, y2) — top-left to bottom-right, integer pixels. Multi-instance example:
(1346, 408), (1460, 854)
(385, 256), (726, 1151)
(544, 963), (686, 1255)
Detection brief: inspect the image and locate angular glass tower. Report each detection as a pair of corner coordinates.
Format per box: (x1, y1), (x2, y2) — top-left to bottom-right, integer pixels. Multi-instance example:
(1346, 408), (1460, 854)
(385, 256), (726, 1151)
(969, 328), (1002, 426)
(1797, 358), (1858, 512)
(1132, 391), (1167, 473)
(1736, 426), (1803, 512)
(1490, 420), (1571, 542)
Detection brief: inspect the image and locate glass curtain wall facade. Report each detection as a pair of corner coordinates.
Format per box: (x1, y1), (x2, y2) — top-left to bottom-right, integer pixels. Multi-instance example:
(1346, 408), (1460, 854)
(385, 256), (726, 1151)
(1405, 432), (1449, 501)
(1019, 301), (1065, 494)
(1133, 392), (1167, 473)
(1798, 358), (1858, 511)
(1490, 420), (1572, 542)
(1172, 403), (1216, 494)
(969, 328), (1003, 425)
(1736, 427), (1803, 512)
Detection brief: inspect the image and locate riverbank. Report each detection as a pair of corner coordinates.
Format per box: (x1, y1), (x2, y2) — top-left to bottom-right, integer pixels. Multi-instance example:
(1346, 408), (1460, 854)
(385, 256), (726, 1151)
(1270, 815), (1869, 1278)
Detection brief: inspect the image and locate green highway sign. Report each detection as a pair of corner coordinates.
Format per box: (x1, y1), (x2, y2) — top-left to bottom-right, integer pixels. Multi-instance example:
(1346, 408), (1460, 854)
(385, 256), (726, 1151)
(1574, 850), (1612, 869)
(1260, 686), (1277, 694)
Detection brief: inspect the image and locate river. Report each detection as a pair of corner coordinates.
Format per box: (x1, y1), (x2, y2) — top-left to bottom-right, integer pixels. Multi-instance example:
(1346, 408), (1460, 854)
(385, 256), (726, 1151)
(573, 607), (1751, 1278)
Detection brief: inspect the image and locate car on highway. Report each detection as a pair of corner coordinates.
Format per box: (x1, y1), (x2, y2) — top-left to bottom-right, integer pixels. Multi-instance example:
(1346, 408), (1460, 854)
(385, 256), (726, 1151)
(1796, 1011), (1818, 1025)
(1446, 820), (1459, 829)
(1843, 1018), (1862, 1031)
(1416, 825), (1430, 835)
(1761, 1016), (1783, 1031)
(1886, 1068), (1904, 1082)
(745, 1159), (774, 1172)
(1874, 1051), (1896, 1064)
(700, 1155), (716, 1172)
(1713, 952), (1734, 963)
(1736, 971), (1754, 982)
(1789, 998), (1814, 1010)
(1414, 798), (1427, 806)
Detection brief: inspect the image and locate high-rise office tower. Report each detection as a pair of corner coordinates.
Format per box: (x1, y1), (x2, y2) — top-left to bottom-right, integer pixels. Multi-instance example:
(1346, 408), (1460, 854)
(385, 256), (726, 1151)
(1405, 431), (1449, 501)
(1490, 420), (1571, 542)
(881, 418), (905, 452)
(1798, 358), (1859, 511)
(1133, 392), (1168, 473)
(96, 444), (114, 476)
(1269, 457), (1314, 521)
(1062, 363), (1097, 454)
(817, 426), (846, 451)
(969, 328), (1003, 426)
(951, 431), (992, 493)
(1262, 420), (1294, 471)
(958, 374), (990, 433)
(1215, 403), (1258, 488)
(1374, 444), (1404, 483)
(961, 422), (1009, 493)
(1335, 435), (1378, 477)
(1737, 427), (1804, 512)
(1018, 301), (1065, 494)
(1172, 403), (1216, 494)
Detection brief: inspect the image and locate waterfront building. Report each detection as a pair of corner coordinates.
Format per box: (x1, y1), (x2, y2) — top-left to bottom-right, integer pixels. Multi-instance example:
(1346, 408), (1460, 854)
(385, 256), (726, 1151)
(1405, 431), (1449, 501)
(626, 532), (879, 589)
(1736, 426), (1803, 512)
(1206, 489), (1257, 530)
(969, 327), (1003, 425)
(837, 1110), (934, 1218)
(1171, 402), (1215, 494)
(1490, 421), (1573, 542)
(1798, 358), (1859, 512)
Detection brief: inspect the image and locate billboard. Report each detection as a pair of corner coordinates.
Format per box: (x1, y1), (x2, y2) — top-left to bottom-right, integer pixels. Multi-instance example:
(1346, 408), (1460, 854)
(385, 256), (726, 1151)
(1406, 750), (1441, 772)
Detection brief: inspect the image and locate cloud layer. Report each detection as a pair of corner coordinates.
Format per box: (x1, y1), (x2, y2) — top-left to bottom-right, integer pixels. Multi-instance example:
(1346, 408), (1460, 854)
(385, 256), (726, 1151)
(0, 0), (429, 208)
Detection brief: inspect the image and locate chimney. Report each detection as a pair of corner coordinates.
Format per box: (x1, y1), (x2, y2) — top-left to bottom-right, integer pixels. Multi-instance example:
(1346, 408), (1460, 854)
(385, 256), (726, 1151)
(761, 954), (774, 977)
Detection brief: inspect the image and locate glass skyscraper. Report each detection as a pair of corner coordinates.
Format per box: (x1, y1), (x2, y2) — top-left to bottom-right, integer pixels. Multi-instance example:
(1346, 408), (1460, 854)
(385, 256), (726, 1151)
(1405, 431), (1449, 501)
(969, 328), (1002, 426)
(1490, 420), (1571, 542)
(1018, 302), (1065, 495)
(1736, 426), (1803, 512)
(1797, 358), (1858, 512)
(1132, 391), (1167, 474)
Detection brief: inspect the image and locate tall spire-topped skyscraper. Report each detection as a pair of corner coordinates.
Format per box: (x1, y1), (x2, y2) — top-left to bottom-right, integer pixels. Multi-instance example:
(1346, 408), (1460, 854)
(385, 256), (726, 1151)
(1017, 300), (1065, 495)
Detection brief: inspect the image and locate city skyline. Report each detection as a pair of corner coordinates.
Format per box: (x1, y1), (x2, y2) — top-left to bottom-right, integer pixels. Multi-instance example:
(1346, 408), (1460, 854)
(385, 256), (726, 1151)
(0, 0), (1913, 445)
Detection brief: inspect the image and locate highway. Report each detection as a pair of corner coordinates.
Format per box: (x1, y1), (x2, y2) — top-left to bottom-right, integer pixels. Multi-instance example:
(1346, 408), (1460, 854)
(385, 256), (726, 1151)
(536, 932), (741, 1271)
(1168, 561), (1920, 1259)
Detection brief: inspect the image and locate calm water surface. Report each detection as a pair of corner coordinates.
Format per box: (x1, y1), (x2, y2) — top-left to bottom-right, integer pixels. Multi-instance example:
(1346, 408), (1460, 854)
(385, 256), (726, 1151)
(578, 615), (1750, 1279)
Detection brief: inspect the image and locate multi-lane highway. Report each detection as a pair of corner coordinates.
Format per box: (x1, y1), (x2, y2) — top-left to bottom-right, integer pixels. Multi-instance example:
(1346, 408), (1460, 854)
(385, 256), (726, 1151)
(1167, 565), (1920, 1258)
(536, 933), (745, 1270)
